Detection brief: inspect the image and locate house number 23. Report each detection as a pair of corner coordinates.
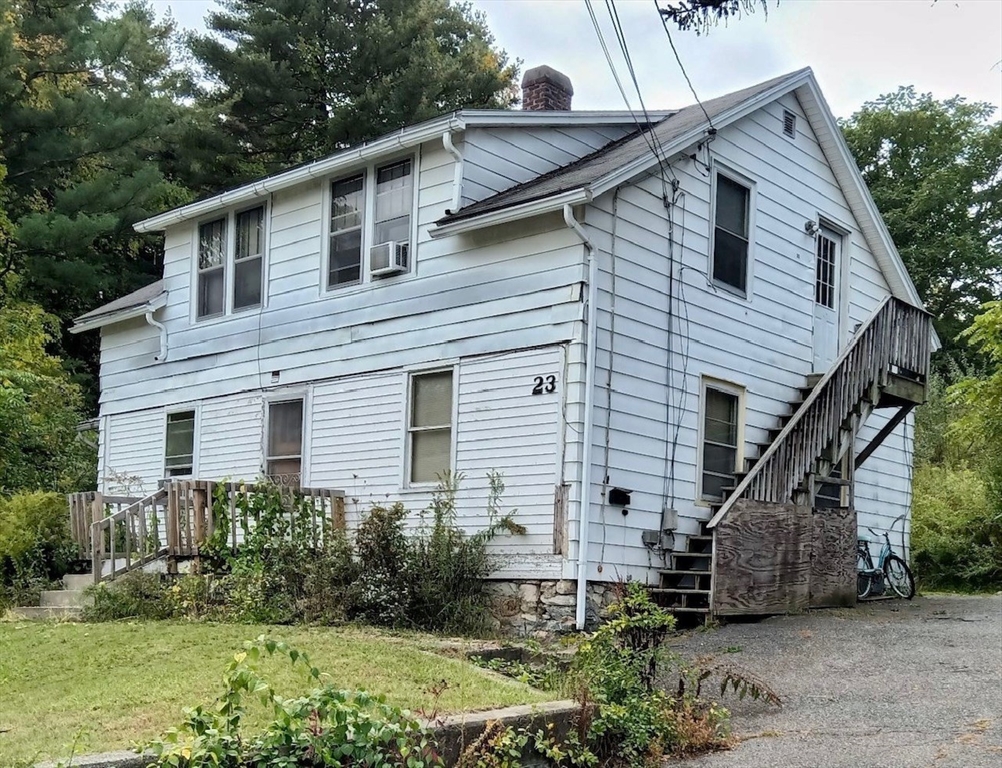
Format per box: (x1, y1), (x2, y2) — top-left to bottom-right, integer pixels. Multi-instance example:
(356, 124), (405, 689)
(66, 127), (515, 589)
(532, 375), (557, 395)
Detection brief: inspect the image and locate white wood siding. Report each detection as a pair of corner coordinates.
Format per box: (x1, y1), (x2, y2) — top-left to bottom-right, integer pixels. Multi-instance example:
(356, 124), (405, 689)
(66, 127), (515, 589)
(96, 347), (566, 577)
(99, 139), (587, 418)
(460, 125), (633, 206)
(580, 93), (914, 582)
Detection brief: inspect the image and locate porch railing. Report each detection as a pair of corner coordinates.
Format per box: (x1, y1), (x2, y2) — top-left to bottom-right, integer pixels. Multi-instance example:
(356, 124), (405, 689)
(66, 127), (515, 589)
(708, 296), (932, 529)
(69, 480), (345, 583)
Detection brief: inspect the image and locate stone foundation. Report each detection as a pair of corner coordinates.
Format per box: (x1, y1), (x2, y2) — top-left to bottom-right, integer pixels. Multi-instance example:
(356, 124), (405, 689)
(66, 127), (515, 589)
(487, 579), (619, 637)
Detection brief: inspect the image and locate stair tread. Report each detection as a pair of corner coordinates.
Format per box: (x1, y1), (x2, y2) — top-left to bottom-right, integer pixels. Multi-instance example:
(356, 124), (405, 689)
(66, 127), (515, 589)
(650, 588), (710, 595)
(663, 606), (710, 613)
(658, 568), (711, 576)
(672, 551), (711, 558)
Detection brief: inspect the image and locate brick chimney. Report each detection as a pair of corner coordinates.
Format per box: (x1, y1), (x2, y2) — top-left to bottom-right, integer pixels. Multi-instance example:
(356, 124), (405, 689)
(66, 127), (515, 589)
(521, 65), (573, 111)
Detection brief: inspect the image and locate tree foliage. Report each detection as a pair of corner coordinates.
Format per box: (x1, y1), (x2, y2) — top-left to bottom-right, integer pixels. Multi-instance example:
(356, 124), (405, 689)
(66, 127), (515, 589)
(188, 0), (519, 175)
(841, 88), (1002, 369)
(656, 0), (772, 34)
(0, 301), (94, 494)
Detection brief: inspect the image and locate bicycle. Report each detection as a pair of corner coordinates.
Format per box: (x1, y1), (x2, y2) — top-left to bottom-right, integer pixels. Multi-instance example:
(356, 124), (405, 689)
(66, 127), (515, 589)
(856, 527), (915, 600)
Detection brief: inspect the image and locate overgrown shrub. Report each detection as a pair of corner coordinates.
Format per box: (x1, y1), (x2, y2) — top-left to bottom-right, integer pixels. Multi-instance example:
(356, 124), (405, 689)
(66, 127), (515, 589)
(0, 491), (77, 607)
(571, 583), (731, 765)
(84, 571), (174, 621)
(912, 464), (1002, 590)
(85, 474), (523, 634)
(409, 472), (525, 634)
(147, 636), (443, 768)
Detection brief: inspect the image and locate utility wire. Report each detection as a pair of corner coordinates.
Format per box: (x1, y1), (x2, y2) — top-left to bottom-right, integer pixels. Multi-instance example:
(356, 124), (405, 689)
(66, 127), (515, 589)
(584, 0), (668, 179)
(654, 0), (714, 129)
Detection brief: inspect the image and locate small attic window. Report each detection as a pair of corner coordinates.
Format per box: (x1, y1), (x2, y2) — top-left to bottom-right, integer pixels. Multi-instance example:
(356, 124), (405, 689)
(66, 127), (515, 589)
(782, 109), (797, 138)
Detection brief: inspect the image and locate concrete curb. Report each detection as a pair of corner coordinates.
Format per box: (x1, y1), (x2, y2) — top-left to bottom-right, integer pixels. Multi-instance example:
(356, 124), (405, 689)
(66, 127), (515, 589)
(34, 700), (584, 767)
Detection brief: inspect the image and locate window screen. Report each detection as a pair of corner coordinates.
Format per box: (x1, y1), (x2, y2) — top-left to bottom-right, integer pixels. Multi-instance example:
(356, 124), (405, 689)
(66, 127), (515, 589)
(197, 218), (226, 318)
(234, 206), (264, 309)
(329, 175), (365, 288)
(267, 399), (303, 486)
(712, 175), (750, 293)
(408, 370), (452, 484)
(165, 411), (195, 477)
(701, 387), (740, 501)
(374, 160), (412, 267)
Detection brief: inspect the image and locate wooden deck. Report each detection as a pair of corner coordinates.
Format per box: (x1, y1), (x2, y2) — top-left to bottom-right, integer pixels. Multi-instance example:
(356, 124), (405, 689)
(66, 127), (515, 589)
(69, 480), (345, 583)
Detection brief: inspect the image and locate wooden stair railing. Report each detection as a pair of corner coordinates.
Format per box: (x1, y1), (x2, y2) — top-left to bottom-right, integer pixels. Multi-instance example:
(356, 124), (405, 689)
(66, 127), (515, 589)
(87, 487), (170, 583)
(707, 296), (932, 530)
(76, 480), (347, 584)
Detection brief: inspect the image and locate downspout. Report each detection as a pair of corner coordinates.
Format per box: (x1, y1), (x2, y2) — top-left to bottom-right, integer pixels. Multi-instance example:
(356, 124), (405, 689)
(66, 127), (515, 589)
(144, 308), (168, 362)
(564, 203), (599, 631)
(442, 131), (464, 214)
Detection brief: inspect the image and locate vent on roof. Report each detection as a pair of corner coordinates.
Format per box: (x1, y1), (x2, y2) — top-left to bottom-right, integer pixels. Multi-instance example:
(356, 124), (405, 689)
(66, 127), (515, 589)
(782, 109), (797, 138)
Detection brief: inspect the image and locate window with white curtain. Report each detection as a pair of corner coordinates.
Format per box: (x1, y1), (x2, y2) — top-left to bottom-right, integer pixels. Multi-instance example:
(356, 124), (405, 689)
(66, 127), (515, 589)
(195, 203), (267, 319)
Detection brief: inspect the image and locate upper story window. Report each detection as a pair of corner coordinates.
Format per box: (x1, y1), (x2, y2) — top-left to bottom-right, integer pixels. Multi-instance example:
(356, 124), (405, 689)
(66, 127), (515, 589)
(327, 158), (414, 291)
(196, 204), (265, 320)
(711, 172), (752, 295)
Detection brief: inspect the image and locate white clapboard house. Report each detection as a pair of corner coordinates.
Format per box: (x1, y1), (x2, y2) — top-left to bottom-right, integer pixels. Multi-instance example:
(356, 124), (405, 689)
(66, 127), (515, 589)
(70, 66), (933, 628)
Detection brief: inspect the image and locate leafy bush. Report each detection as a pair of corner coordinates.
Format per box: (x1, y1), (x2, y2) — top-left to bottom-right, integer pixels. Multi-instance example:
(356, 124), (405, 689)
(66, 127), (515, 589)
(409, 472), (525, 634)
(572, 583), (731, 765)
(84, 474), (522, 634)
(0, 491), (77, 607)
(147, 636), (443, 768)
(84, 571), (175, 621)
(912, 464), (1002, 590)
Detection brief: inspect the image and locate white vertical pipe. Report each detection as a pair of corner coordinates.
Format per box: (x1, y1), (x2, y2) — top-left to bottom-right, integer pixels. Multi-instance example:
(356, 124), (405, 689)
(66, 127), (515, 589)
(564, 203), (598, 630)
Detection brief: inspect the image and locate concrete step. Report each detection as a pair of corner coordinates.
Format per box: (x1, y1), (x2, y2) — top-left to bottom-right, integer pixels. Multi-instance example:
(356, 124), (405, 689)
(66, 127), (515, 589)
(63, 573), (93, 591)
(40, 590), (91, 608)
(6, 605), (82, 620)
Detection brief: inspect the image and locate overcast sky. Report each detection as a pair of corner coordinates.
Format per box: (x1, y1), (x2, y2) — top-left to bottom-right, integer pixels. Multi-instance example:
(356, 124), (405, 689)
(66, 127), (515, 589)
(152, 0), (1002, 119)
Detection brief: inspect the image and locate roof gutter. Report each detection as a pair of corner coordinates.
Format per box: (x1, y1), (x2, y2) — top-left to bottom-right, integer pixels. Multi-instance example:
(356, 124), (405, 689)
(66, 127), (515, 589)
(69, 292), (167, 334)
(564, 202), (599, 631)
(135, 115), (467, 233)
(429, 188), (591, 239)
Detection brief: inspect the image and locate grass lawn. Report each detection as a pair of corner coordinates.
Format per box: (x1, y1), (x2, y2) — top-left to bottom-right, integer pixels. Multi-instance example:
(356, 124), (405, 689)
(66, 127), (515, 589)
(0, 620), (556, 764)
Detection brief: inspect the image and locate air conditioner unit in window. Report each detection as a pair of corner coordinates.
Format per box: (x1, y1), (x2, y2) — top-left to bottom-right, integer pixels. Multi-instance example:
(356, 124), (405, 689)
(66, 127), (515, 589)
(369, 241), (408, 277)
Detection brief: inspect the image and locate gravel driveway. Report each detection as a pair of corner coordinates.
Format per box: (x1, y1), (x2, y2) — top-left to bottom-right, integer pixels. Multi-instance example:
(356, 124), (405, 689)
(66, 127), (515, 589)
(669, 595), (1002, 768)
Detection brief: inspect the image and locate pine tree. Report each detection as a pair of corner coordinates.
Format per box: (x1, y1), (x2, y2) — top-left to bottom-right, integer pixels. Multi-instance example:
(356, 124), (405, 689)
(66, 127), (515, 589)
(188, 0), (519, 174)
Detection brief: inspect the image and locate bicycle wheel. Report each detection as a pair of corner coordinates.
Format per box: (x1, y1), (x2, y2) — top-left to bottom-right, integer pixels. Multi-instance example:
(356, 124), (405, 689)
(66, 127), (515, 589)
(857, 549), (873, 600)
(884, 554), (915, 599)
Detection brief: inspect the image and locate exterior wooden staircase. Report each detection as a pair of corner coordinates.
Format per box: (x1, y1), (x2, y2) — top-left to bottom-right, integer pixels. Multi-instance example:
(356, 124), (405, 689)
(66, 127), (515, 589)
(655, 296), (933, 618)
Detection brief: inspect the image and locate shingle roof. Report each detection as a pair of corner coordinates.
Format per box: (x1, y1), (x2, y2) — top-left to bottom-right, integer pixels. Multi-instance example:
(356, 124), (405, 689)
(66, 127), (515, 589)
(437, 70), (807, 225)
(75, 280), (165, 322)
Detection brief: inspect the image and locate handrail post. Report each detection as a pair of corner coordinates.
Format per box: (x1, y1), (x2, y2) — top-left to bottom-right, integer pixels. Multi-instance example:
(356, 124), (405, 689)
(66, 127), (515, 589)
(91, 492), (104, 583)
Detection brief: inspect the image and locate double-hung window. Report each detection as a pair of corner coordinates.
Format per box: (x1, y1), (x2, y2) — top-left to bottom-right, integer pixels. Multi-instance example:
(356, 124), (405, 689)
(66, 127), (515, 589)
(234, 207), (265, 309)
(197, 219), (226, 318)
(329, 175), (365, 288)
(700, 382), (743, 502)
(711, 173), (751, 294)
(374, 159), (413, 266)
(327, 158), (414, 290)
(165, 411), (195, 477)
(408, 370), (453, 484)
(266, 399), (304, 486)
(196, 204), (266, 320)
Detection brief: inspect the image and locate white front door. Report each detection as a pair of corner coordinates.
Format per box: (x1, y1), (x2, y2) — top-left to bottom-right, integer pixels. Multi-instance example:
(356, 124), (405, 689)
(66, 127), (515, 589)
(812, 226), (841, 372)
